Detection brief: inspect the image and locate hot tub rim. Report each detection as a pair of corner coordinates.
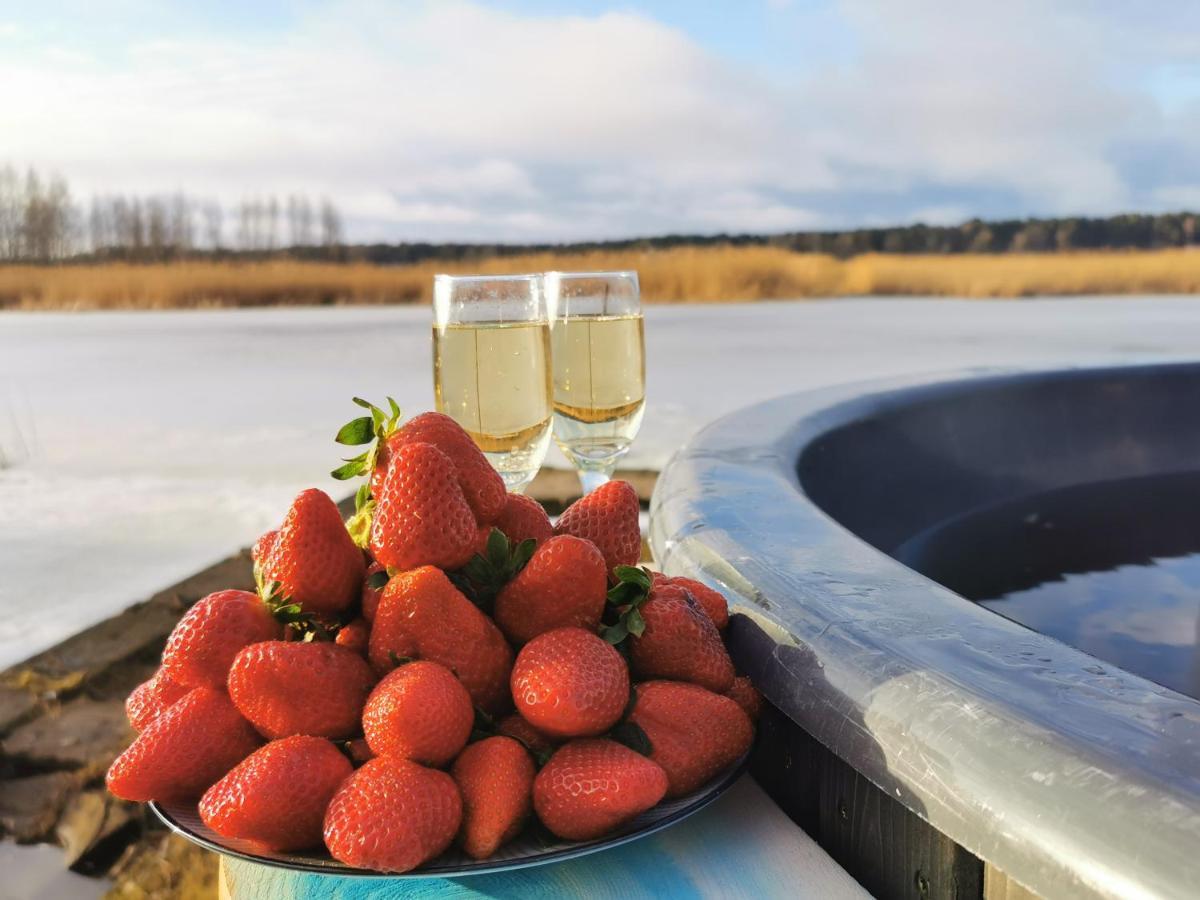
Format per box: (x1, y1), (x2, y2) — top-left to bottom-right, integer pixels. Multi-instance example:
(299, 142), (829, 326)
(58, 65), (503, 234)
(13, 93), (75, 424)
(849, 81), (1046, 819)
(650, 361), (1200, 900)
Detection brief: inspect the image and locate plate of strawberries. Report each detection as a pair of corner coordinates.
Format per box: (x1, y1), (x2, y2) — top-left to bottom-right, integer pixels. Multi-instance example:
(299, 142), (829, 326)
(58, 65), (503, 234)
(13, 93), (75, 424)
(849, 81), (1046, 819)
(107, 399), (761, 876)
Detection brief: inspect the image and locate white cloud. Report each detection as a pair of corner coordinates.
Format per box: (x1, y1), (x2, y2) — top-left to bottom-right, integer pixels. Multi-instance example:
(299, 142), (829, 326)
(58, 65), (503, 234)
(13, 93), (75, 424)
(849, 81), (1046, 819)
(3, 0), (1200, 240)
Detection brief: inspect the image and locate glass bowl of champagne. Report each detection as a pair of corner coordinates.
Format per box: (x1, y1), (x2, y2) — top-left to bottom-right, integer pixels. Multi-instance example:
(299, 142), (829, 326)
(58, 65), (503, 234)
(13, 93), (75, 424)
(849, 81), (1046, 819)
(544, 271), (645, 494)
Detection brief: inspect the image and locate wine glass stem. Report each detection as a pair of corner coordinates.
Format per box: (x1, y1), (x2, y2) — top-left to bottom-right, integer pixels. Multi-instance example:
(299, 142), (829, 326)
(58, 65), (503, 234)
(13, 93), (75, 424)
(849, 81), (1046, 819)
(576, 461), (615, 495)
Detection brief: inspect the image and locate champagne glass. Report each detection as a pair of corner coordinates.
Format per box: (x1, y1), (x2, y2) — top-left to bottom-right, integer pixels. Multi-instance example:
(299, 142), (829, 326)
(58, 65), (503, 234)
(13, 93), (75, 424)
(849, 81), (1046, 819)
(545, 270), (645, 494)
(433, 274), (552, 493)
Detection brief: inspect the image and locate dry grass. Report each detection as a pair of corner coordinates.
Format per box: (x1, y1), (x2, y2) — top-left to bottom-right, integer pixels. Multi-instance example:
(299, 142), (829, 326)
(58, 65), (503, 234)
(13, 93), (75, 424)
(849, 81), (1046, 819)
(4, 246), (1200, 310)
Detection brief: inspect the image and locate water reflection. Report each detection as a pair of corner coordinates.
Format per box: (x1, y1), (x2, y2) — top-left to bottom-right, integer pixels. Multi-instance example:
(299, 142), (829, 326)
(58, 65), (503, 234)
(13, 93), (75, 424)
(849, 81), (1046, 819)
(895, 472), (1200, 700)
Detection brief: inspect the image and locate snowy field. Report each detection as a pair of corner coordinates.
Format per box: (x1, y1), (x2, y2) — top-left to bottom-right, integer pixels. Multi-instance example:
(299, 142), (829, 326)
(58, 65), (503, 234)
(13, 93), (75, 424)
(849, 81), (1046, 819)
(2, 297), (1198, 668)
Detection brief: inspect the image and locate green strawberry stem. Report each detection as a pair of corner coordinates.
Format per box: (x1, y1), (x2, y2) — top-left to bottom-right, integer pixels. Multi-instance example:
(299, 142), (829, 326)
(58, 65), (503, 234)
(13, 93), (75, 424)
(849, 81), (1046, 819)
(600, 565), (653, 646)
(452, 528), (536, 613)
(259, 580), (336, 641)
(330, 395), (403, 481)
(345, 483), (375, 550)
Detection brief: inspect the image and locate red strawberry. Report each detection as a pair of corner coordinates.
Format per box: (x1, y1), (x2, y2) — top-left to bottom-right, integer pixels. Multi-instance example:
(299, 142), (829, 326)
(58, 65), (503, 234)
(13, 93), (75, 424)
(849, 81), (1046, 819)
(323, 757), (462, 873)
(125, 667), (189, 732)
(628, 680), (753, 797)
(199, 735), (352, 851)
(228, 641), (376, 740)
(369, 566), (513, 716)
(451, 736), (534, 859)
(335, 618), (370, 656)
(496, 714), (558, 759)
(261, 489), (364, 617)
(369, 443), (478, 571)
(552, 480), (641, 573)
(652, 573), (729, 631)
(492, 493), (552, 546)
(162, 590), (282, 689)
(250, 529), (277, 564)
(375, 412), (506, 524)
(493, 536), (607, 645)
(629, 583), (734, 693)
(361, 562), (388, 623)
(362, 661), (473, 767)
(106, 687), (261, 802)
(533, 739), (667, 840)
(511, 628), (629, 739)
(724, 676), (763, 722)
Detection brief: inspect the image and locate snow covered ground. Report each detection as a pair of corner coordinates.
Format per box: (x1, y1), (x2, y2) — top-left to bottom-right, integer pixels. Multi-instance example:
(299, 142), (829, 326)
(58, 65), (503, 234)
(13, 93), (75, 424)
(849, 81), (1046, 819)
(2, 297), (1198, 668)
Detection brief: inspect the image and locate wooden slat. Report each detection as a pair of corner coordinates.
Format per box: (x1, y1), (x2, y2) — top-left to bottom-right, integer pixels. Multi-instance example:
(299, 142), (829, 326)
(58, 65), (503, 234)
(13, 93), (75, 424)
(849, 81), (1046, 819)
(753, 704), (982, 900)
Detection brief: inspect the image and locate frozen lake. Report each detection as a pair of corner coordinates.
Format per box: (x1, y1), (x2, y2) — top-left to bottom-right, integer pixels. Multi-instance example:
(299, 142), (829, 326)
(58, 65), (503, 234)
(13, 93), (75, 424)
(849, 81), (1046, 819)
(2, 297), (1198, 668)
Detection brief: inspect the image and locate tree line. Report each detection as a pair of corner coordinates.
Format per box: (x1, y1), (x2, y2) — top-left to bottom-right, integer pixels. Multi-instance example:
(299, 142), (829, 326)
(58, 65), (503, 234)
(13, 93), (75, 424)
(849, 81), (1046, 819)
(2, 164), (1198, 264)
(340, 212), (1200, 265)
(0, 165), (343, 262)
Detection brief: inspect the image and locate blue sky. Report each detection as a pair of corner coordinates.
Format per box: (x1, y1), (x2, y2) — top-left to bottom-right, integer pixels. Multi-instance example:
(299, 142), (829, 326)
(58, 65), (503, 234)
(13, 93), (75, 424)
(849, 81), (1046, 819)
(3, 1), (1200, 242)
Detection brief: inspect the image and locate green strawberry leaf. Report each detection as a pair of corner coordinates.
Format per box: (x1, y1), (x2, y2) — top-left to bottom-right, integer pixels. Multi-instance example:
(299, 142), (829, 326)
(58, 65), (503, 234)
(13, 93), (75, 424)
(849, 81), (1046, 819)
(511, 538), (537, 572)
(601, 620), (629, 645)
(366, 569), (390, 591)
(602, 567), (654, 647)
(614, 565), (652, 589)
(626, 606), (646, 638)
(485, 527), (509, 566)
(335, 416), (375, 446)
(331, 453), (369, 481)
(332, 396), (405, 482)
(452, 529), (540, 613)
(609, 721), (653, 757)
(607, 565), (654, 607)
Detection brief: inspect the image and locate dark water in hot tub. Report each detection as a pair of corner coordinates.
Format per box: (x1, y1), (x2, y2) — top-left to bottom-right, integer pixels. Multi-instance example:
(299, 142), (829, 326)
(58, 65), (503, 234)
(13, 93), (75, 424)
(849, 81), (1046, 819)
(894, 471), (1200, 701)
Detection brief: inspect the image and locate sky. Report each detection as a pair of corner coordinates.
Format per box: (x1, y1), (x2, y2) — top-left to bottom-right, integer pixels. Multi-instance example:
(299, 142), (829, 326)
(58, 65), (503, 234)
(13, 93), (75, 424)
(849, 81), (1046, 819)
(2, 0), (1200, 242)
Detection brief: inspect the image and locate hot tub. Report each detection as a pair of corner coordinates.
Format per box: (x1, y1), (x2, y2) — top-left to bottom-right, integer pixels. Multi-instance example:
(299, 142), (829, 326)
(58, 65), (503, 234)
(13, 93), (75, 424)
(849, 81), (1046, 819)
(650, 363), (1200, 899)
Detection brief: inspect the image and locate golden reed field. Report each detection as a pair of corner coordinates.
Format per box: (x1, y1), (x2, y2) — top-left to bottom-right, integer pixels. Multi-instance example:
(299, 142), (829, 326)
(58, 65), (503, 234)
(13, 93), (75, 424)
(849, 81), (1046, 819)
(4, 246), (1200, 310)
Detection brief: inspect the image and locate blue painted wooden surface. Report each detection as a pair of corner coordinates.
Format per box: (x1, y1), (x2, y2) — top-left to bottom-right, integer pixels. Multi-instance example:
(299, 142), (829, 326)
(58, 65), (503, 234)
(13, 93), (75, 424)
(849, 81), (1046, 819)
(220, 776), (869, 899)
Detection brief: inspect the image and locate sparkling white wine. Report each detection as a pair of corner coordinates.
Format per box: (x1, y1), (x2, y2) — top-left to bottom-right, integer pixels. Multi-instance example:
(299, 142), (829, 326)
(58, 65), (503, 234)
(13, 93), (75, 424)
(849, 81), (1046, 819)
(433, 321), (553, 490)
(551, 313), (645, 466)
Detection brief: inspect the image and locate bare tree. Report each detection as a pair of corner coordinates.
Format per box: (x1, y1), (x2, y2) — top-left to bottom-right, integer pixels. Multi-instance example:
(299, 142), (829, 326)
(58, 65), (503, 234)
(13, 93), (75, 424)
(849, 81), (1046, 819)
(265, 196), (279, 251)
(128, 198), (145, 252)
(168, 192), (193, 253)
(287, 194), (315, 247)
(202, 200), (223, 250)
(0, 165), (20, 260)
(88, 197), (111, 254)
(237, 198), (255, 250)
(15, 169), (75, 260)
(146, 197), (168, 258)
(320, 198), (342, 249)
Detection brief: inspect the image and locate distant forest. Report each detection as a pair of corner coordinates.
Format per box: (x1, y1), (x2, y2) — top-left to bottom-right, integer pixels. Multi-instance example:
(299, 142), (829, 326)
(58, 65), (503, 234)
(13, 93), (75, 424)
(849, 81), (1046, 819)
(2, 164), (1198, 264)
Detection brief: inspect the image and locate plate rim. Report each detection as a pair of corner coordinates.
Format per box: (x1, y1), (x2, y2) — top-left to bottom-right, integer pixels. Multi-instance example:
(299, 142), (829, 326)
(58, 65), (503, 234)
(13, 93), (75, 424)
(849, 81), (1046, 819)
(150, 754), (748, 880)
